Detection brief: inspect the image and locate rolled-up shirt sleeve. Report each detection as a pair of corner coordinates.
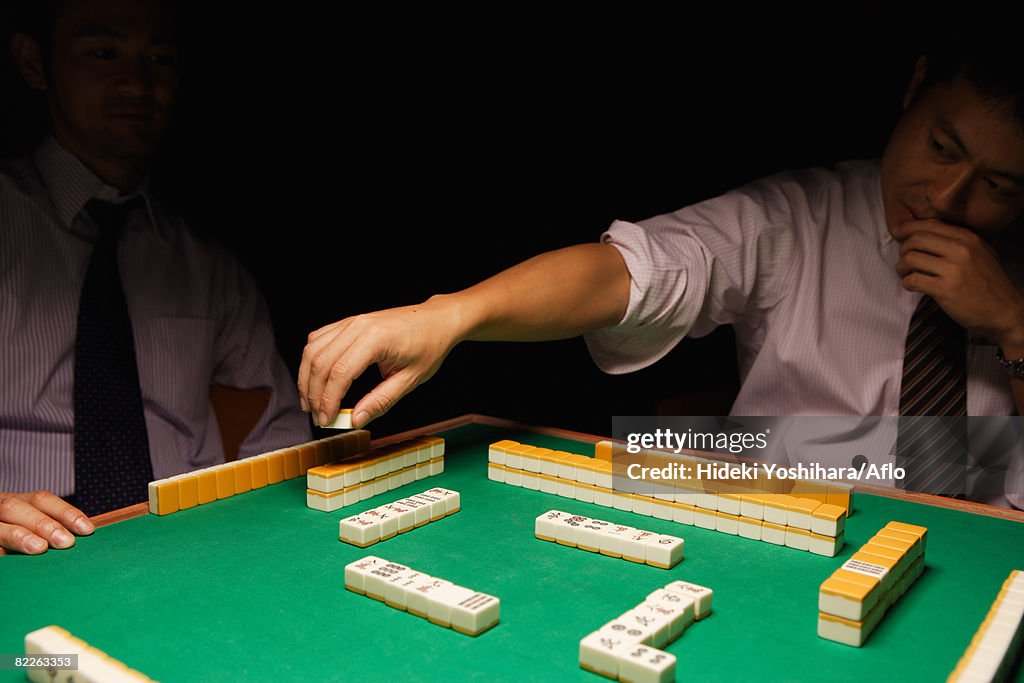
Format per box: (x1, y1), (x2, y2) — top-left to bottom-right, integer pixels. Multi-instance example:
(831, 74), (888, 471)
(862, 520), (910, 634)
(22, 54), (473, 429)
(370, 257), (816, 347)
(584, 218), (710, 374)
(584, 176), (801, 375)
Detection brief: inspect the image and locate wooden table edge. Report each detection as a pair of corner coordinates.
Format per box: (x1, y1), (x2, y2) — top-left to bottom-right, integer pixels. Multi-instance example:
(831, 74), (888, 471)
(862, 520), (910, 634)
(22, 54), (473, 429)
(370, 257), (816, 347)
(92, 413), (1024, 526)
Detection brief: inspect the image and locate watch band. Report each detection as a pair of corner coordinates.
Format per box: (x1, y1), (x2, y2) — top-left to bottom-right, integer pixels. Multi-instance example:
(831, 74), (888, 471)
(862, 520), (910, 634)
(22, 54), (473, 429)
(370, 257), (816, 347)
(995, 347), (1024, 379)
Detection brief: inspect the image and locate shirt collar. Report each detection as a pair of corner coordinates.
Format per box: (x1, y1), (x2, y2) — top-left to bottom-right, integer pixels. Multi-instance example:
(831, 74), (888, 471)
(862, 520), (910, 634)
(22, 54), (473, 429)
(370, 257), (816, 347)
(32, 135), (160, 236)
(865, 160), (895, 247)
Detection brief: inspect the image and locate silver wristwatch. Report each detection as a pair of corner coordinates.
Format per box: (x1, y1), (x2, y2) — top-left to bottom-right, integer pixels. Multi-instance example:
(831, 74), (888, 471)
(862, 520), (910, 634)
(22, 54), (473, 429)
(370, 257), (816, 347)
(996, 347), (1024, 379)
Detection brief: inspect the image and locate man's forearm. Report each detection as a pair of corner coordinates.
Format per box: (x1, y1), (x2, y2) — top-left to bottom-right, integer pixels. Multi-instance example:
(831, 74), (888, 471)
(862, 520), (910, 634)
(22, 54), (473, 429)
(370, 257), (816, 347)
(439, 242), (632, 345)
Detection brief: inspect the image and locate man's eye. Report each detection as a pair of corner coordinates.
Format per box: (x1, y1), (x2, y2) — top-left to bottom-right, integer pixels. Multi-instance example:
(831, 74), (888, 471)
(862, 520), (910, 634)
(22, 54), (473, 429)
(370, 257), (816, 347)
(985, 177), (1020, 199)
(90, 48), (116, 59)
(149, 51), (178, 67)
(929, 137), (950, 157)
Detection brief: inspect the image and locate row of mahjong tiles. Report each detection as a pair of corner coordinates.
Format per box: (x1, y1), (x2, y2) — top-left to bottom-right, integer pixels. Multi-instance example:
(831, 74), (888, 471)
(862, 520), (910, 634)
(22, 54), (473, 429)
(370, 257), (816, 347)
(489, 440), (847, 557)
(147, 429), (372, 515)
(490, 439), (854, 511)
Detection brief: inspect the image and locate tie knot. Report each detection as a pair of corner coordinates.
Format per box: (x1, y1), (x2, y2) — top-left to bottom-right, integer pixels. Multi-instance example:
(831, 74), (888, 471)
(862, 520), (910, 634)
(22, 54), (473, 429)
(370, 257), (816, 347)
(85, 196), (146, 239)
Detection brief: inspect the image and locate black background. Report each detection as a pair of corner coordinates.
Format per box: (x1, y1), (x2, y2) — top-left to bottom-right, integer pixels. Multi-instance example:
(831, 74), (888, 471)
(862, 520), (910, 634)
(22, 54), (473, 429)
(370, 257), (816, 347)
(0, 2), (930, 438)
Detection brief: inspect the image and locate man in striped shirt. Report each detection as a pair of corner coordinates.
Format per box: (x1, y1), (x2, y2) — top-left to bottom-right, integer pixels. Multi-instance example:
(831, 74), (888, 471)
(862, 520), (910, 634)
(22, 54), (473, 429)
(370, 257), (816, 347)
(0, 0), (311, 554)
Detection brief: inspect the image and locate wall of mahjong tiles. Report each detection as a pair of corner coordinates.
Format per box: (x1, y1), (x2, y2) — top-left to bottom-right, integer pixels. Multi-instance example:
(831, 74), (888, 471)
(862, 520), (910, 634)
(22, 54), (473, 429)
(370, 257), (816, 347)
(1, 422), (1023, 682)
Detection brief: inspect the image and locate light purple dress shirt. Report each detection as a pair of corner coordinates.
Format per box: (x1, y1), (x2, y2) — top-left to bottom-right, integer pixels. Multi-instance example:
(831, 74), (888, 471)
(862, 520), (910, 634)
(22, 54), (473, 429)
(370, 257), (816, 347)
(0, 137), (311, 496)
(585, 160), (1023, 507)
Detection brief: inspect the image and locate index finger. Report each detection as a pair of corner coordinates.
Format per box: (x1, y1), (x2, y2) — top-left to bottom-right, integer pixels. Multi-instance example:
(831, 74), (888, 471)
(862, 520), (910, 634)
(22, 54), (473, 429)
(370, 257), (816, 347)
(891, 218), (976, 243)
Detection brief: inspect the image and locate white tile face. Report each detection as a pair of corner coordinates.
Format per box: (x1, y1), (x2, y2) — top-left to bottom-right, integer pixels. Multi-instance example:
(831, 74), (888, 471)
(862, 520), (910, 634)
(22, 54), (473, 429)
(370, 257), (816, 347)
(695, 492), (719, 511)
(411, 491), (446, 520)
(403, 448), (419, 470)
(617, 608), (671, 649)
(405, 576), (455, 617)
(557, 459), (577, 481)
(369, 506), (400, 539)
(449, 591), (501, 636)
(761, 524), (786, 546)
(576, 520), (608, 552)
(520, 471), (541, 491)
(539, 476), (558, 495)
(429, 458), (444, 476)
(715, 514), (739, 536)
(505, 469), (523, 487)
(555, 514), (591, 546)
(811, 513), (843, 537)
(535, 510), (568, 540)
(593, 488), (614, 508)
(398, 497), (431, 527)
(717, 495), (742, 516)
(672, 503), (695, 525)
(487, 463), (507, 483)
(738, 519), (763, 541)
(380, 501), (415, 532)
(663, 580), (713, 620)
(505, 449), (523, 470)
(809, 532), (843, 557)
(598, 615), (652, 646)
(363, 561), (410, 600)
(633, 600), (689, 644)
(612, 492), (633, 512)
(343, 467), (361, 489)
(574, 484), (596, 504)
(644, 588), (696, 637)
(599, 524), (636, 558)
(521, 452), (541, 473)
(644, 534), (684, 569)
(631, 496), (654, 517)
(741, 499), (765, 520)
(651, 500), (674, 521)
(556, 480), (576, 498)
(540, 456), (560, 477)
(576, 463), (596, 486)
(785, 529), (811, 551)
(617, 644), (676, 683)
(343, 556), (389, 593)
(381, 568), (420, 608)
(622, 530), (658, 563)
(426, 584), (476, 628)
(339, 514), (381, 547)
(694, 508), (717, 530)
(579, 631), (629, 679)
(594, 468), (614, 489)
(424, 487), (461, 515)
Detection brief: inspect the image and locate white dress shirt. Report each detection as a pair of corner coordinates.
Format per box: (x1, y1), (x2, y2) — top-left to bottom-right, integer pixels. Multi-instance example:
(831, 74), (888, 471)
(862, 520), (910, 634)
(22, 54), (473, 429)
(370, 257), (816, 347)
(584, 160), (1023, 506)
(0, 137), (311, 496)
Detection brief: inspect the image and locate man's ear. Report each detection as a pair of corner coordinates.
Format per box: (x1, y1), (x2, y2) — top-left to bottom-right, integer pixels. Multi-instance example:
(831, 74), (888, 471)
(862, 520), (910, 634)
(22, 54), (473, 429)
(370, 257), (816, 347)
(10, 33), (48, 91)
(901, 55), (927, 111)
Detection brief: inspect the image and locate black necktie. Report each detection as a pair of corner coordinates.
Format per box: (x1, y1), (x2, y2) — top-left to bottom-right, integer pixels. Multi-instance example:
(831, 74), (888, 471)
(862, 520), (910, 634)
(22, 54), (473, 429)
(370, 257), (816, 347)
(73, 197), (153, 516)
(897, 296), (968, 496)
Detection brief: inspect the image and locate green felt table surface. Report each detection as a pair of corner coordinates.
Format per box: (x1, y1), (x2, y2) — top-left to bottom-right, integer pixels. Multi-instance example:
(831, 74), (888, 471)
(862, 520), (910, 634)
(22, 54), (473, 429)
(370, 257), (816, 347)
(2, 419), (1023, 683)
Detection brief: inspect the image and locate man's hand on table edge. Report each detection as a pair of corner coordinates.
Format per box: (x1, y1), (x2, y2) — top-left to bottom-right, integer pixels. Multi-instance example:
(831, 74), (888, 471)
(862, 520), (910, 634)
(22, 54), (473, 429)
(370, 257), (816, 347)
(0, 491), (95, 556)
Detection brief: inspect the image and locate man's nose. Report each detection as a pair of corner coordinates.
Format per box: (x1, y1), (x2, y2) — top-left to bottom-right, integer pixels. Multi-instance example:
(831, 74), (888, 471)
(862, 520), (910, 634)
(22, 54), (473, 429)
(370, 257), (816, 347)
(926, 165), (972, 221)
(115, 57), (156, 98)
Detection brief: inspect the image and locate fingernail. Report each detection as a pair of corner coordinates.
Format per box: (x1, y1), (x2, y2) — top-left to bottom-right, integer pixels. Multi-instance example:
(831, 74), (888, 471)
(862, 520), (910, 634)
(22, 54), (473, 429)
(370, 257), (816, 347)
(52, 529), (75, 549)
(318, 412), (328, 427)
(27, 537), (47, 554)
(74, 517), (95, 535)
(355, 411), (370, 428)
(300, 397), (309, 412)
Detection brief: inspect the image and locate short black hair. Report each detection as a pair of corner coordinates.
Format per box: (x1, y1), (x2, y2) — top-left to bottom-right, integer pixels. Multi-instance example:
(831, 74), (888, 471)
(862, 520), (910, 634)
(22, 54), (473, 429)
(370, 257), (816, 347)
(917, 16), (1024, 131)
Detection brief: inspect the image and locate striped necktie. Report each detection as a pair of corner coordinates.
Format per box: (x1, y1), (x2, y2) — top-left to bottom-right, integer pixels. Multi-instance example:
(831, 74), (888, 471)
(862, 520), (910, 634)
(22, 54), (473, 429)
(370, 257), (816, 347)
(897, 296), (968, 496)
(72, 197), (153, 516)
